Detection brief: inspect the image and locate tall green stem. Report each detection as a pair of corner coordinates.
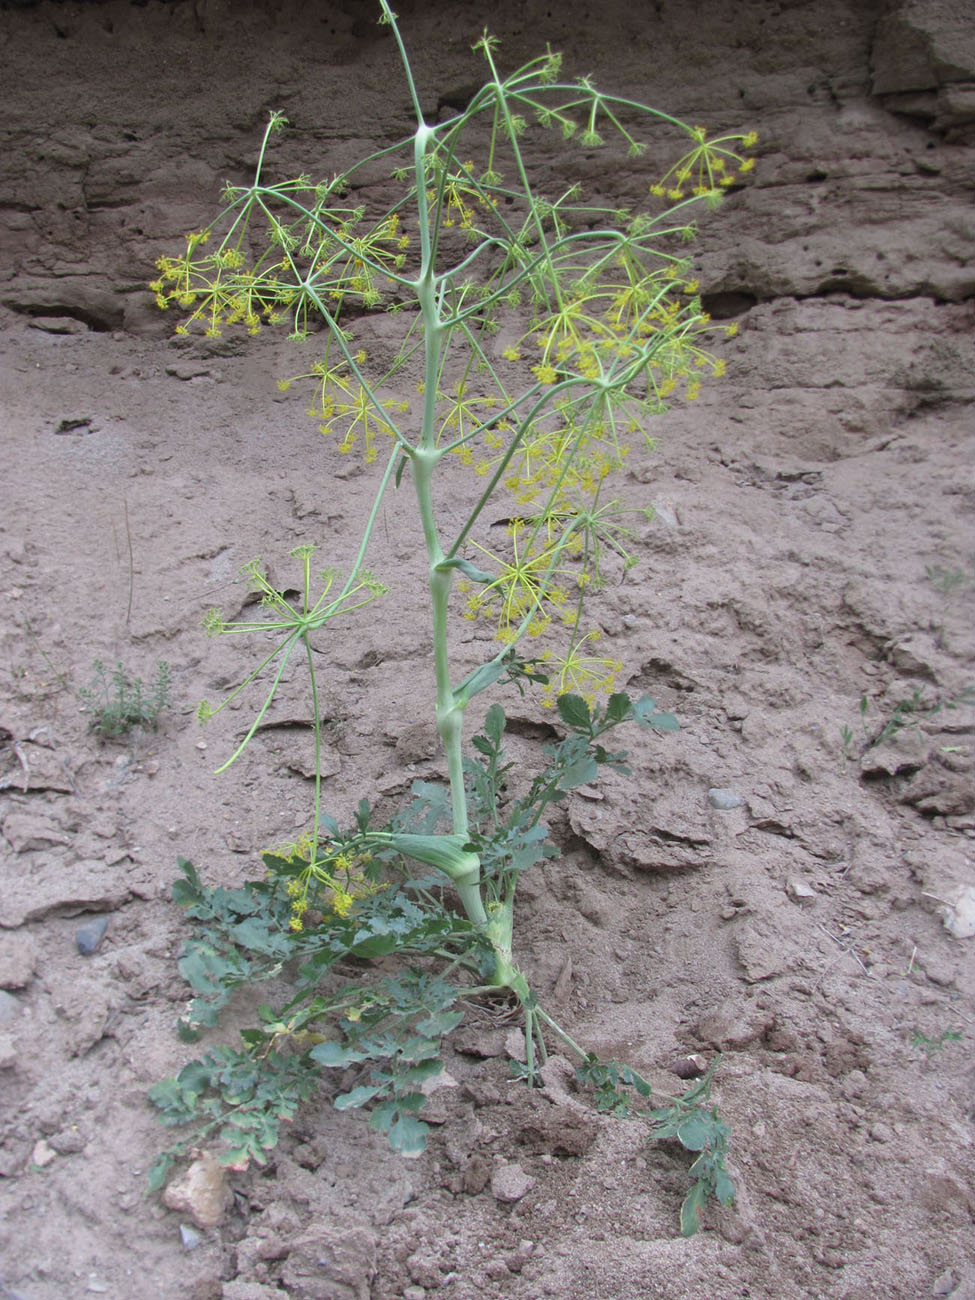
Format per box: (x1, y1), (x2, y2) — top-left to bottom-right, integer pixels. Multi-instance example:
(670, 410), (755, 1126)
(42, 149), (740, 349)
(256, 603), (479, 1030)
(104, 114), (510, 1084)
(408, 119), (488, 931)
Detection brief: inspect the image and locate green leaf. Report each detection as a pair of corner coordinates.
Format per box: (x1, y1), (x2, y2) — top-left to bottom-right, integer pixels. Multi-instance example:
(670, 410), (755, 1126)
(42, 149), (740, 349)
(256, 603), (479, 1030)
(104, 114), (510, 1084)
(334, 1084), (384, 1111)
(415, 1008), (464, 1038)
(557, 694), (592, 730)
(388, 832), (480, 883)
(454, 657), (510, 705)
(172, 858), (204, 905)
(676, 1113), (714, 1152)
(680, 1182), (706, 1237)
(388, 1112), (428, 1155)
(557, 753), (599, 789)
(714, 1168), (736, 1206)
(348, 932), (400, 959)
(633, 695), (679, 732)
(310, 1040), (367, 1067)
(484, 702), (506, 744)
(605, 692), (633, 724)
(178, 947), (236, 996)
(147, 1152), (175, 1194)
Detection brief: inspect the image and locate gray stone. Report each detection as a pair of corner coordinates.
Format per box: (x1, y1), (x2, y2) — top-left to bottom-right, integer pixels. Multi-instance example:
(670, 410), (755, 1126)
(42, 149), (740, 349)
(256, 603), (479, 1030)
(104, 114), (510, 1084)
(49, 1127), (87, 1155)
(75, 915), (110, 956)
(0, 991), (22, 1023)
(491, 1162), (536, 1203)
(708, 787), (744, 810)
(0, 1030), (17, 1070)
(179, 1223), (203, 1251)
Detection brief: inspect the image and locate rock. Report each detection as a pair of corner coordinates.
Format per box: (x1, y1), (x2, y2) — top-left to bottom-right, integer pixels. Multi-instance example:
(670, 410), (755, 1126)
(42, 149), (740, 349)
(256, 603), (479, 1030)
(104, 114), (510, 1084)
(406, 1248), (444, 1289)
(31, 1139), (57, 1168)
(0, 933), (38, 989)
(516, 1107), (600, 1158)
(0, 991), (21, 1023)
(75, 914), (110, 955)
(504, 1026), (527, 1063)
(0, 1031), (18, 1070)
(932, 1267), (958, 1296)
(279, 1225), (376, 1300)
(694, 999), (774, 1050)
(735, 916), (796, 983)
(180, 1223), (203, 1252)
(222, 1285), (288, 1300)
(668, 1053), (709, 1080)
(0, 856), (131, 928)
(491, 1162), (536, 1203)
(49, 1127), (87, 1155)
(708, 787), (744, 810)
(165, 361), (212, 381)
(1, 810), (71, 853)
(940, 885), (975, 939)
(452, 1026), (507, 1058)
(871, 0), (975, 134)
(162, 1153), (233, 1229)
(786, 878), (817, 903)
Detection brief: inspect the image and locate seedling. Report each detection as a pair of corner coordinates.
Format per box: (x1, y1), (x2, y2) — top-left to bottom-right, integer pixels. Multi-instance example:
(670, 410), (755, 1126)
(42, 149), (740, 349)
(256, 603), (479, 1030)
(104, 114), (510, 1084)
(79, 658), (171, 737)
(844, 685), (975, 756)
(149, 2), (752, 1234)
(911, 1026), (963, 1061)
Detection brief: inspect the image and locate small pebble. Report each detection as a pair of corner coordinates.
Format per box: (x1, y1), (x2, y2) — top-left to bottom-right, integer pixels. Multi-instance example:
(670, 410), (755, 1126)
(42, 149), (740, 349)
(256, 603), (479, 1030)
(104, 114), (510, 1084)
(707, 787), (744, 810)
(491, 1162), (535, 1203)
(32, 1139), (57, 1168)
(179, 1223), (203, 1251)
(0, 991), (21, 1023)
(76, 915), (109, 956)
(786, 878), (816, 902)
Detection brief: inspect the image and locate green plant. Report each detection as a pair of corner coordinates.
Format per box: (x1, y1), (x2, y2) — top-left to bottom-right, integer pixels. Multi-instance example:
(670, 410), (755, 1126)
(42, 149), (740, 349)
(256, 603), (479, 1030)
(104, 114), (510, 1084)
(78, 658), (171, 737)
(843, 684), (975, 756)
(911, 1026), (963, 1061)
(150, 2), (753, 1234)
(925, 563), (972, 596)
(10, 616), (71, 700)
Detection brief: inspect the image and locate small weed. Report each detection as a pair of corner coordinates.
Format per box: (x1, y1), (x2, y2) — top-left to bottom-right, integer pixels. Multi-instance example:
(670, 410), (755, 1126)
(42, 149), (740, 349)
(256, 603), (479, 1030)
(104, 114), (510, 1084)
(10, 617), (71, 699)
(925, 564), (973, 596)
(576, 1054), (735, 1236)
(911, 1026), (963, 1061)
(79, 659), (171, 737)
(844, 685), (975, 756)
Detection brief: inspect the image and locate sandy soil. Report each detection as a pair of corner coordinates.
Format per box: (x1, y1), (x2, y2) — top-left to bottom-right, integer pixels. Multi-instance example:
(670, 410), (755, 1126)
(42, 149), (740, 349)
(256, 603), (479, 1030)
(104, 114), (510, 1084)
(1, 2), (974, 1298)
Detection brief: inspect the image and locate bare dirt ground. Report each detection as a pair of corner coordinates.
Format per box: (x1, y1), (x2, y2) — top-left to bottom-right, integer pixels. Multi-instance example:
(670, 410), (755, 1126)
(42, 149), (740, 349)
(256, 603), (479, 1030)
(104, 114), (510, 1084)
(1, 2), (974, 1297)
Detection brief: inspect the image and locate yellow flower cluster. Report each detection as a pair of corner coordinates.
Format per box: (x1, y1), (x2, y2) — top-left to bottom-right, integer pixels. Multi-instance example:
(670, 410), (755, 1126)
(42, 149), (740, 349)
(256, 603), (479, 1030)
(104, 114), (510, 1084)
(150, 199), (410, 341)
(264, 832), (380, 932)
(649, 128), (758, 202)
(540, 629), (624, 707)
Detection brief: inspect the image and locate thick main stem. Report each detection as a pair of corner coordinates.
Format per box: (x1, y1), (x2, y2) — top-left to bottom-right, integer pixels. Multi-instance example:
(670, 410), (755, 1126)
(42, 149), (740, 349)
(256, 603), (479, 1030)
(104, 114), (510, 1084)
(409, 120), (489, 934)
